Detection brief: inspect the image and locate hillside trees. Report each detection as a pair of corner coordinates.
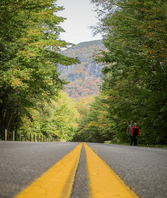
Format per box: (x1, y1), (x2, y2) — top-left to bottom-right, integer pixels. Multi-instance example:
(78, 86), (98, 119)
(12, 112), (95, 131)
(59, 40), (105, 100)
(20, 91), (79, 141)
(88, 0), (167, 144)
(81, 94), (113, 143)
(0, 0), (79, 140)
(51, 91), (80, 141)
(73, 96), (95, 141)
(64, 77), (101, 100)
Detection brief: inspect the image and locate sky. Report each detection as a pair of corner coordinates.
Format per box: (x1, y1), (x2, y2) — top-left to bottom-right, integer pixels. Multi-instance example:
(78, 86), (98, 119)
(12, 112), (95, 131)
(56, 0), (102, 45)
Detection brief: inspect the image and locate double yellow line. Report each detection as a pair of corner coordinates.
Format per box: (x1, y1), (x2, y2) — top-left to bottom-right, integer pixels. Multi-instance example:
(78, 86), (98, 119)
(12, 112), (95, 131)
(15, 143), (138, 198)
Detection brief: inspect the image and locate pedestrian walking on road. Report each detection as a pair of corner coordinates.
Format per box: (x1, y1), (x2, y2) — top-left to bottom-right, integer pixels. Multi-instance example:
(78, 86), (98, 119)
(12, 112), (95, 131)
(127, 121), (134, 145)
(131, 123), (140, 146)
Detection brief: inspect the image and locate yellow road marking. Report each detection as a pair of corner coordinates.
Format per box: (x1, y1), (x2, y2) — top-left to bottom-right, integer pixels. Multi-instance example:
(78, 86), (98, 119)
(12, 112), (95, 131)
(84, 143), (138, 198)
(15, 143), (82, 198)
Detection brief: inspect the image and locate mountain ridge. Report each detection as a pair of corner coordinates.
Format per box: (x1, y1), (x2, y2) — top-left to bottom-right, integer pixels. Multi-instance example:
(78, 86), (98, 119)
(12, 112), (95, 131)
(58, 40), (105, 100)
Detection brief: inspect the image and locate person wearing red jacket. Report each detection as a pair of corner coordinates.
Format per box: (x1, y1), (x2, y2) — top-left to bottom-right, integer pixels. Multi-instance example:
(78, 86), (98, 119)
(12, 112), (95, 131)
(131, 123), (140, 146)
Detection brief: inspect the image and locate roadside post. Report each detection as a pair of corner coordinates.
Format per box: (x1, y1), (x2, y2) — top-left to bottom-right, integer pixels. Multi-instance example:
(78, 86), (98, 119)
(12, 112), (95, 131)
(19, 132), (21, 141)
(5, 129), (7, 141)
(13, 131), (15, 141)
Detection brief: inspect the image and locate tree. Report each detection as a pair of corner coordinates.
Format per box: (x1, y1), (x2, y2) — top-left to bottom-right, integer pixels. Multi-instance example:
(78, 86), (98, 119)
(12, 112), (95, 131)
(19, 91), (80, 141)
(90, 0), (167, 144)
(0, 0), (80, 140)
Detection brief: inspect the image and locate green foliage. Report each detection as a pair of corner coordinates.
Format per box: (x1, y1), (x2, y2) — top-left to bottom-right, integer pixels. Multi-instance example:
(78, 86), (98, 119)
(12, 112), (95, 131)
(51, 91), (80, 141)
(20, 91), (79, 141)
(72, 96), (95, 142)
(0, 0), (79, 139)
(79, 0), (167, 145)
(73, 94), (114, 143)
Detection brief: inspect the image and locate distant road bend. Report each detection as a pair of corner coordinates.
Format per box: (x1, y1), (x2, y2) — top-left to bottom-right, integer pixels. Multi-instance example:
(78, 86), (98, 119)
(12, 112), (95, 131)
(0, 141), (167, 198)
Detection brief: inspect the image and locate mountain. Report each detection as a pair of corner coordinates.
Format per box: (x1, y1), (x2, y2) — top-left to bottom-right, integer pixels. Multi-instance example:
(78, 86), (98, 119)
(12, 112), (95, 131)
(58, 40), (105, 100)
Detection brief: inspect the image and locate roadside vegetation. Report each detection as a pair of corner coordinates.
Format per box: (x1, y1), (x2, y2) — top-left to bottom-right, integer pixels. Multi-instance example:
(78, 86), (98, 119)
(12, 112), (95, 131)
(0, 0), (79, 141)
(1, 0), (167, 146)
(73, 0), (167, 146)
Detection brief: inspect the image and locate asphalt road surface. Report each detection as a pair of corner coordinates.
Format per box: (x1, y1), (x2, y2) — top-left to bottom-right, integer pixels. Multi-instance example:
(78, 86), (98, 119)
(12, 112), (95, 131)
(87, 143), (167, 198)
(0, 141), (167, 198)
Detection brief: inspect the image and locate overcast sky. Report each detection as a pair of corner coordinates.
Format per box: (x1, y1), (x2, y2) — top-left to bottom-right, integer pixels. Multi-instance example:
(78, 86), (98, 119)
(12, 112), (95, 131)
(56, 0), (102, 44)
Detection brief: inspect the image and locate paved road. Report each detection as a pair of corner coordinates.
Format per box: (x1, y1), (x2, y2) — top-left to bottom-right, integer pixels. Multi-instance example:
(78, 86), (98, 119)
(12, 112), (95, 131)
(0, 141), (80, 198)
(0, 141), (167, 198)
(87, 143), (167, 198)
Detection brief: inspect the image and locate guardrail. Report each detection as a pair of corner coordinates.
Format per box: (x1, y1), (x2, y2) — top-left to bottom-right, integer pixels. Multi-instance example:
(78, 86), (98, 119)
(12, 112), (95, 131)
(1, 129), (54, 142)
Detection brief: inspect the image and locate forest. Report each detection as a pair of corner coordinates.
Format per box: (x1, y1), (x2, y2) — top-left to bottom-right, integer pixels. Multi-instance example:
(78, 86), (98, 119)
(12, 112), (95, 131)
(73, 0), (167, 145)
(0, 0), (79, 141)
(1, 0), (167, 145)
